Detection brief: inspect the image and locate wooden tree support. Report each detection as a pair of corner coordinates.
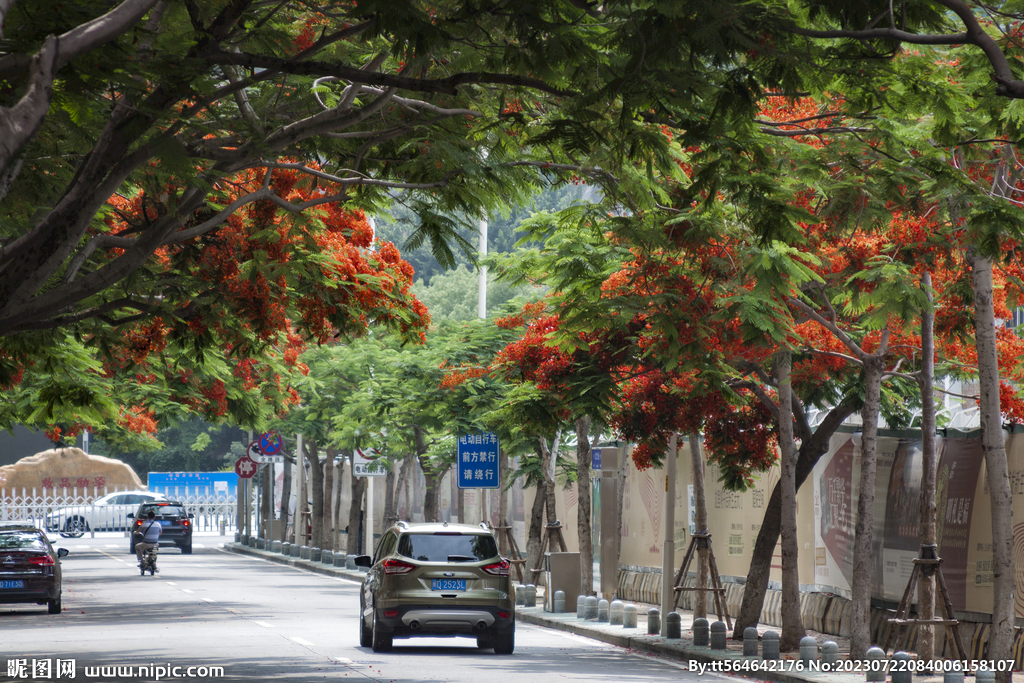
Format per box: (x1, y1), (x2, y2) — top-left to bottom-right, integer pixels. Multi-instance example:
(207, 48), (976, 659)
(673, 530), (732, 630)
(529, 522), (568, 584)
(883, 544), (968, 661)
(494, 524), (526, 584)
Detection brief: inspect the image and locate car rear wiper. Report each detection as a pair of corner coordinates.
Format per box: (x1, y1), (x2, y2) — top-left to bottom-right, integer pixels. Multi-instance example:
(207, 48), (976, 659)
(446, 555), (475, 562)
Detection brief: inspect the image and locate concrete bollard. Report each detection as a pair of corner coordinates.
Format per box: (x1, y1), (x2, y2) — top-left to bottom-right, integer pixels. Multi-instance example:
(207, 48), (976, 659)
(647, 608), (660, 635)
(310, 547), (321, 562)
(516, 585), (526, 606)
(525, 584), (537, 608)
(865, 646), (887, 682)
(666, 611), (682, 639)
(975, 670), (996, 683)
(255, 538), (266, 550)
(577, 595), (586, 618)
(299, 545), (310, 560)
(270, 540), (281, 553)
(584, 596), (598, 620)
(762, 631), (779, 660)
(248, 536), (257, 548)
(597, 599), (610, 622)
(321, 550), (333, 564)
(623, 604), (638, 628)
(743, 627), (759, 656)
(821, 641), (839, 668)
(290, 544), (300, 557)
(711, 621), (727, 650)
(234, 531), (242, 543)
(891, 651), (911, 683)
(799, 636), (818, 668)
(553, 591), (566, 613)
(281, 541), (290, 555)
(609, 600), (624, 625)
(333, 553), (346, 567)
(943, 669), (965, 683)
(692, 618), (710, 647)
(346, 554), (357, 570)
(219, 519), (226, 536)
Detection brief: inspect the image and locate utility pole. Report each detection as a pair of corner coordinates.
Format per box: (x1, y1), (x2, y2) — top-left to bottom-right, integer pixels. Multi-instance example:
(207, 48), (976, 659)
(661, 433), (677, 635)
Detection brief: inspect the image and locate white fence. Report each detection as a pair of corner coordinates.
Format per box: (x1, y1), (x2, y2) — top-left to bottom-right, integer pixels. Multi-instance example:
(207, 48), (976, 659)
(0, 486), (246, 534)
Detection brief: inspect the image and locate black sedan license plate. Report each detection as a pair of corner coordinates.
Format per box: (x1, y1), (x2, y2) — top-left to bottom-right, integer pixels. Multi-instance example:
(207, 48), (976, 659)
(431, 579), (465, 591)
(0, 580), (24, 589)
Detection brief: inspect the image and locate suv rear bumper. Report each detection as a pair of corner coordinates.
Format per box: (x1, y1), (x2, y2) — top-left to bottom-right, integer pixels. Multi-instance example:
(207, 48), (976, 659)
(375, 604), (514, 637)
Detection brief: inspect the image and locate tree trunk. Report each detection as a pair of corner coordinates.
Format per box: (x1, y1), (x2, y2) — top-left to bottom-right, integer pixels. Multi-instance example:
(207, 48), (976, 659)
(334, 456), (345, 552)
(304, 437), (324, 550)
(917, 271), (938, 666)
(383, 460), (397, 527)
(421, 467), (446, 522)
(525, 441), (548, 583)
(970, 250), (1015, 683)
(322, 447), (336, 551)
(576, 416), (594, 596)
(347, 474), (367, 555)
(396, 453), (413, 522)
(851, 354), (885, 659)
(777, 350), (806, 651)
(689, 433), (708, 618)
(260, 462), (271, 543)
(732, 401), (857, 638)
(279, 454), (293, 543)
(543, 431), (561, 528)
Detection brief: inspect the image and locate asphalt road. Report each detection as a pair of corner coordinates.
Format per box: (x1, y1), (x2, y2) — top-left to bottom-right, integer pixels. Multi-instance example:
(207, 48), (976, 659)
(0, 532), (724, 682)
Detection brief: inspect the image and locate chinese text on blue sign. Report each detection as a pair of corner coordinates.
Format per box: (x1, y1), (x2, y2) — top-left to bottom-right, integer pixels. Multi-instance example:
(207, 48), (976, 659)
(457, 433), (499, 489)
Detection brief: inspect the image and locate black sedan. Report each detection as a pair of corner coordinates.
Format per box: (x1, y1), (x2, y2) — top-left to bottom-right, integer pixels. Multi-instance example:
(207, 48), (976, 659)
(129, 501), (194, 554)
(0, 523), (68, 614)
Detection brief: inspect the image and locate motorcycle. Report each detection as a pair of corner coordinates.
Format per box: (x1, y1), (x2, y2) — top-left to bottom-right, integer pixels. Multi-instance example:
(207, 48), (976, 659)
(139, 545), (158, 576)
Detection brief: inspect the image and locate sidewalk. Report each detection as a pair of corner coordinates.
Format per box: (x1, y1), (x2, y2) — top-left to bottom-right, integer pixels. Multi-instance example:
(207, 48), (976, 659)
(222, 541), (1007, 683)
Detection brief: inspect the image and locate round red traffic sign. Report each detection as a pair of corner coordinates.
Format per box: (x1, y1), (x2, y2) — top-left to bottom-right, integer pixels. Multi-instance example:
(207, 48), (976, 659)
(234, 455), (258, 479)
(258, 431), (283, 455)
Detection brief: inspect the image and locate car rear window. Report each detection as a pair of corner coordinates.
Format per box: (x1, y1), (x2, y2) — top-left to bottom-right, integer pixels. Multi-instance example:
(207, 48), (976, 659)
(0, 532), (47, 550)
(142, 505), (187, 518)
(397, 533), (498, 562)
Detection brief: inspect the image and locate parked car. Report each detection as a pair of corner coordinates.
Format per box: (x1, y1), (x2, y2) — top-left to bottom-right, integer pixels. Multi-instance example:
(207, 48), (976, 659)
(45, 490), (167, 534)
(355, 521), (514, 654)
(129, 501), (193, 554)
(0, 522), (68, 614)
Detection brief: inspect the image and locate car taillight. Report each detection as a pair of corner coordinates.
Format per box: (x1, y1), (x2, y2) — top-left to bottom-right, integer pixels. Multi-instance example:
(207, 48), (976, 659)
(498, 611), (510, 619)
(482, 560), (510, 576)
(382, 558), (416, 574)
(135, 519), (143, 527)
(29, 555), (54, 566)
(384, 609), (399, 617)
(181, 519), (190, 528)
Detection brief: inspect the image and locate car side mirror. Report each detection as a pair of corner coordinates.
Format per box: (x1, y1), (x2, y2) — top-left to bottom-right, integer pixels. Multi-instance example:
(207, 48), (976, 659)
(57, 548), (69, 558)
(127, 513), (134, 518)
(353, 555), (372, 567)
(189, 513), (194, 518)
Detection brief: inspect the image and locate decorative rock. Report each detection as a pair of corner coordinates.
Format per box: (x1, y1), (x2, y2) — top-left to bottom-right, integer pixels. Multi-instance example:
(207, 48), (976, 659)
(553, 590), (566, 613)
(525, 584), (537, 608)
(711, 621), (727, 650)
(609, 600), (624, 625)
(597, 599), (610, 622)
(865, 646), (887, 682)
(0, 447), (143, 491)
(281, 541), (291, 555)
(821, 641), (839, 667)
(891, 651), (912, 683)
(516, 585), (526, 606)
(800, 636), (818, 667)
(577, 595), (587, 618)
(623, 604), (638, 628)
(322, 550), (333, 564)
(693, 617), (710, 647)
(647, 608), (660, 635)
(665, 611), (682, 639)
(762, 631), (779, 660)
(743, 627), (760, 656)
(584, 596), (598, 620)
(310, 547), (321, 562)
(270, 541), (281, 553)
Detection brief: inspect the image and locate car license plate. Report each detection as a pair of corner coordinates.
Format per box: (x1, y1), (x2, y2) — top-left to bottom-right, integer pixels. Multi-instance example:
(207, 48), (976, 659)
(0, 580), (24, 589)
(159, 520), (171, 526)
(431, 579), (465, 591)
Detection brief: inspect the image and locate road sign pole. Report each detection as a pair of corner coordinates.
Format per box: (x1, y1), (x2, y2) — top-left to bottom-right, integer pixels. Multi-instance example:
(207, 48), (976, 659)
(366, 474), (374, 556)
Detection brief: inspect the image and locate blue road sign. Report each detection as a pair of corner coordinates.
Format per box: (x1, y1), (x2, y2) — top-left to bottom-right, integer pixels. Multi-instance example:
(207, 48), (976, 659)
(592, 448), (601, 470)
(457, 433), (500, 489)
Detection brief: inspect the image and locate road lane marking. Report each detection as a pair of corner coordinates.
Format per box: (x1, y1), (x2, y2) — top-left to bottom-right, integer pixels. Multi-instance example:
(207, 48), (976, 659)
(181, 589), (194, 593)
(288, 636), (315, 646)
(254, 621), (274, 628)
(164, 581), (177, 585)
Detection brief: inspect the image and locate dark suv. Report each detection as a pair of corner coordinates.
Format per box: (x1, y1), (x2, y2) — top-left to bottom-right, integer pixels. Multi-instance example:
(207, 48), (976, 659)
(129, 501), (193, 554)
(355, 521), (514, 654)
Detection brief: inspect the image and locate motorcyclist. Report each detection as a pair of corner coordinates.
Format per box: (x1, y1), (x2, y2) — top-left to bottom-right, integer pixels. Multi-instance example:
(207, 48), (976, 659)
(135, 510), (162, 570)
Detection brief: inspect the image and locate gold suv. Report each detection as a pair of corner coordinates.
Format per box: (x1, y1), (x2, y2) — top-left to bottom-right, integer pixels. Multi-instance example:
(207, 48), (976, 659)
(355, 521), (515, 654)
